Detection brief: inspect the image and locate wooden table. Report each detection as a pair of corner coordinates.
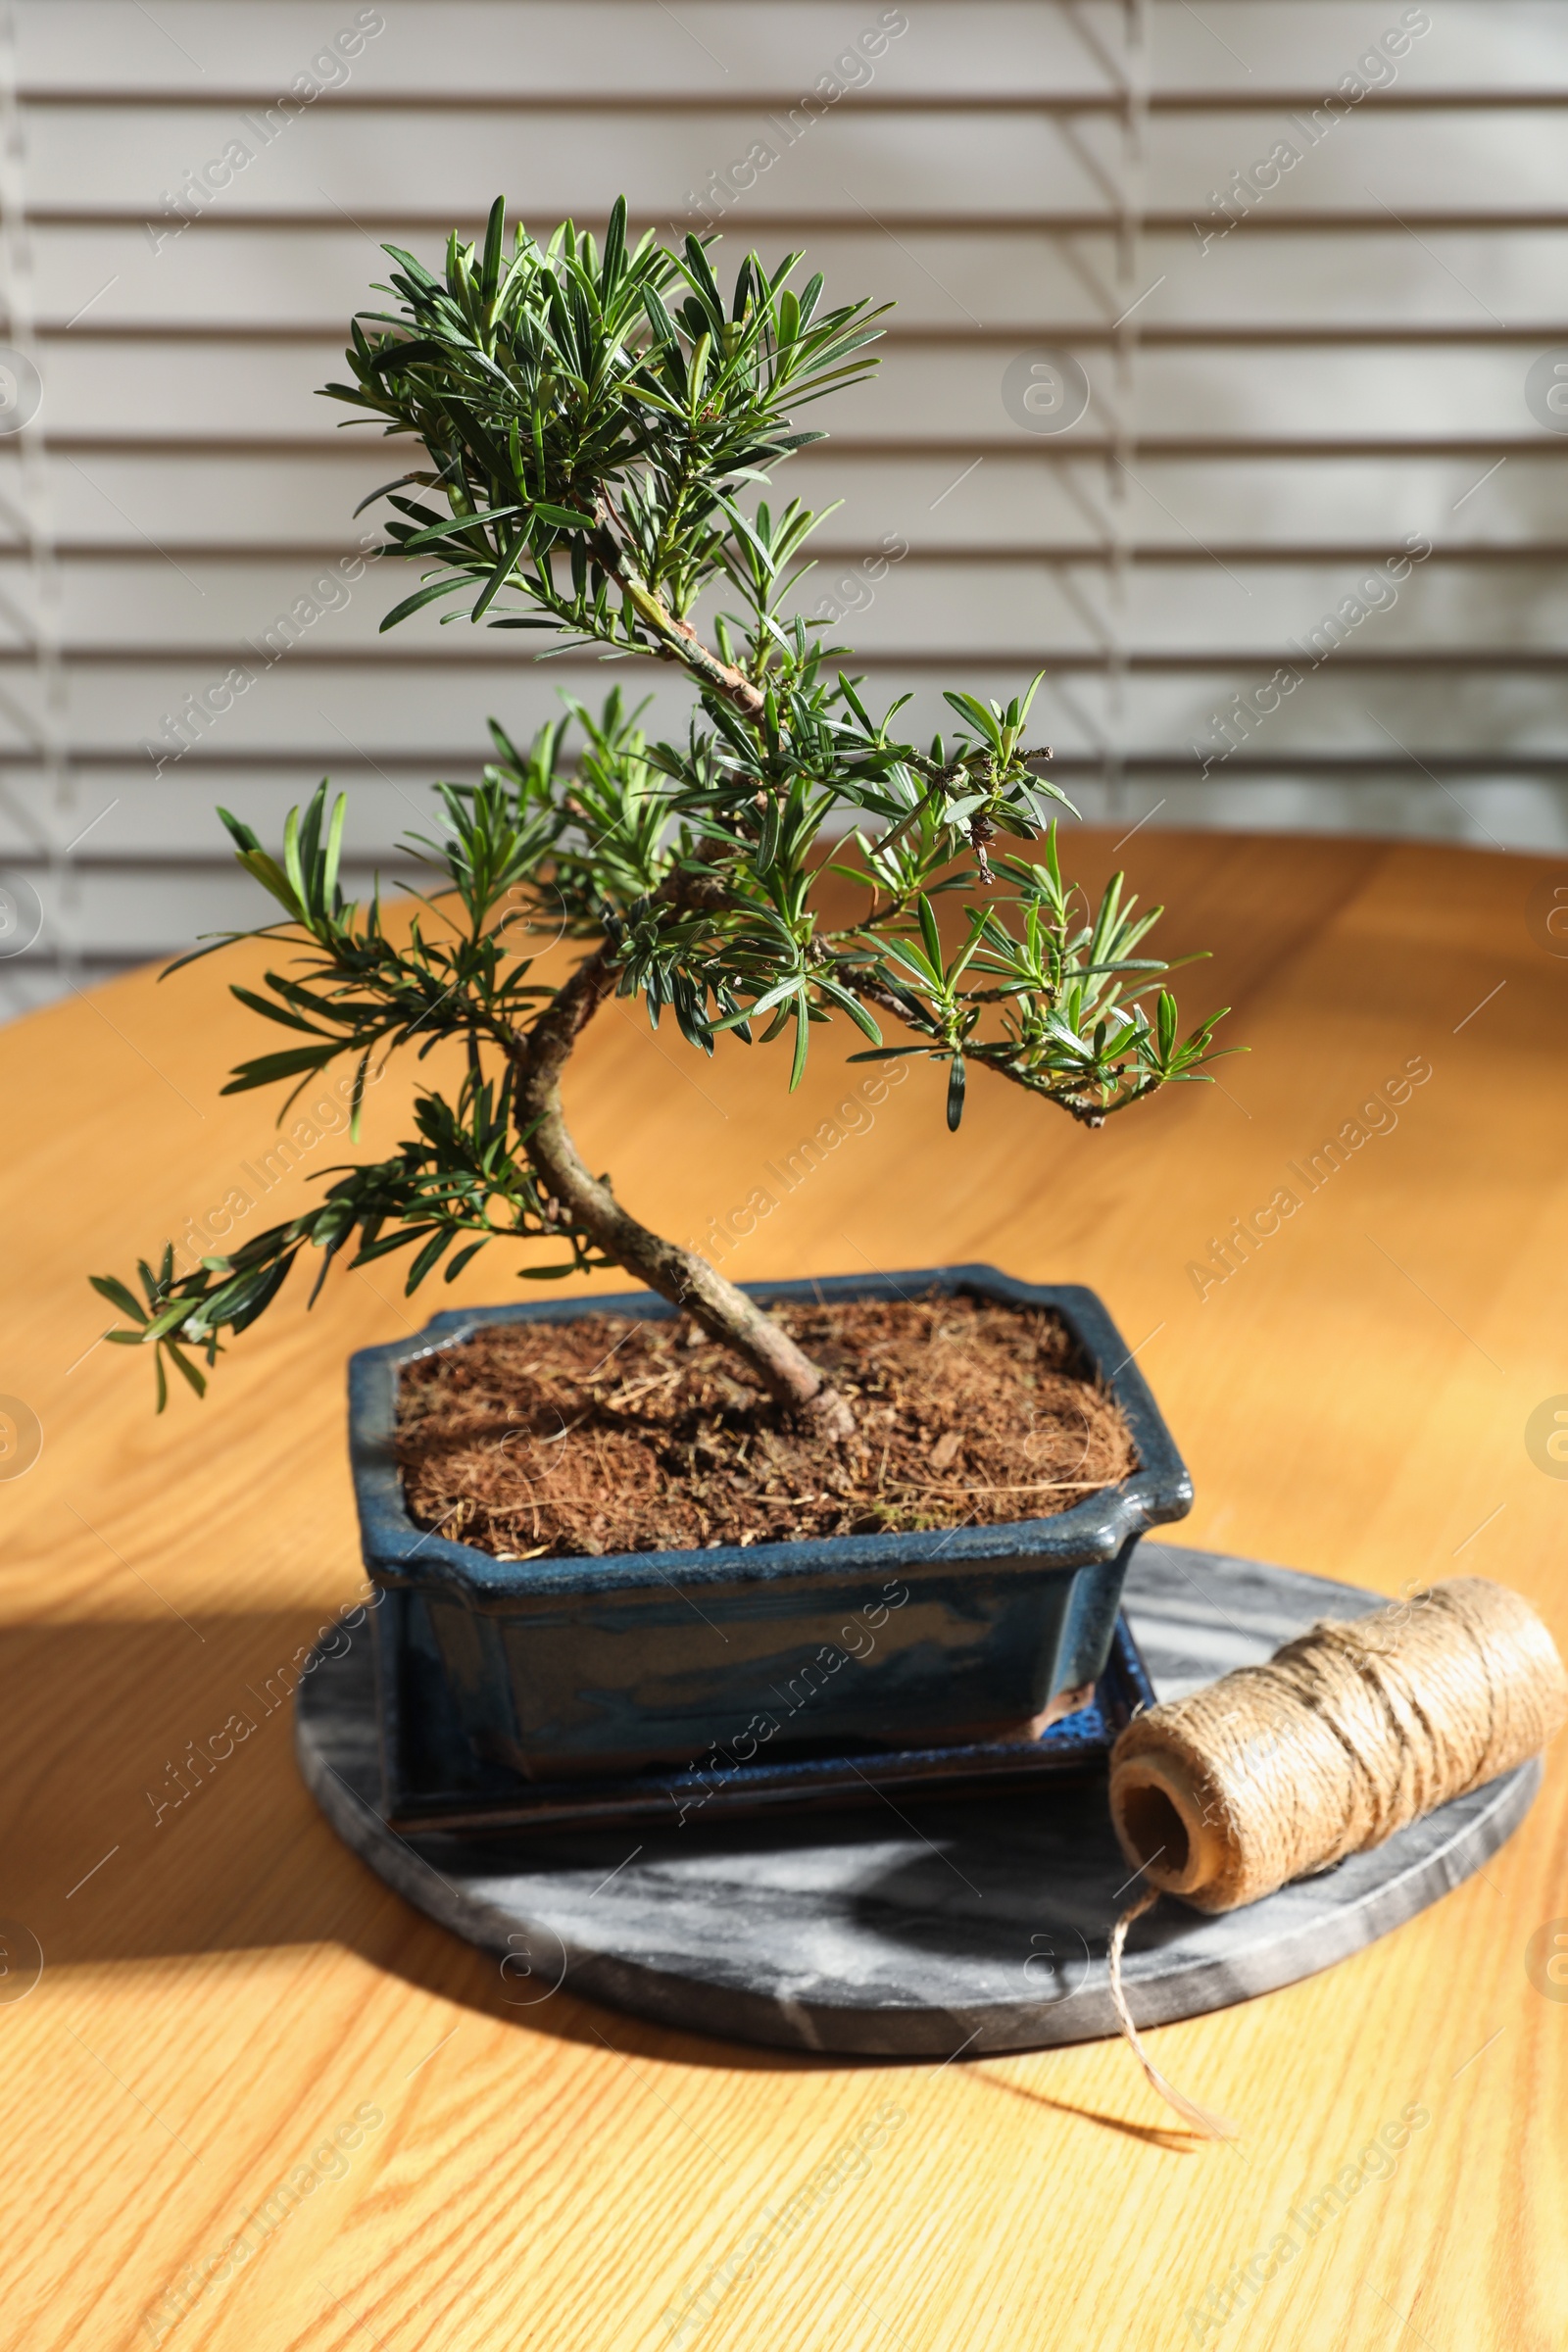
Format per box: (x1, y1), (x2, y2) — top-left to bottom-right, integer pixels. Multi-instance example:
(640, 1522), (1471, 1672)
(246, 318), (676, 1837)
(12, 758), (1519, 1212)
(4, 829), (1567, 2352)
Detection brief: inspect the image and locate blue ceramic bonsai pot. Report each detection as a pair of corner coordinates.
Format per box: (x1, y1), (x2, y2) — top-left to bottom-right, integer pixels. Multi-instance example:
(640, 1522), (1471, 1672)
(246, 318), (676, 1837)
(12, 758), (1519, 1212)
(347, 1266), (1193, 1779)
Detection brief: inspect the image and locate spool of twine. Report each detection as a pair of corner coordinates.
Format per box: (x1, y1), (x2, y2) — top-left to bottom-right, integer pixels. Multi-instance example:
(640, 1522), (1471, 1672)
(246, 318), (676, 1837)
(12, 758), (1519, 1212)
(1102, 1577), (1567, 2139)
(1109, 1577), (1566, 1913)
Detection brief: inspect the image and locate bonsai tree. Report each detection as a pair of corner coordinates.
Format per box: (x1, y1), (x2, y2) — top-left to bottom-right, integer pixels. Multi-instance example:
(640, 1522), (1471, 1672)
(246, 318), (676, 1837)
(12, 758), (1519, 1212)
(93, 198), (1226, 1439)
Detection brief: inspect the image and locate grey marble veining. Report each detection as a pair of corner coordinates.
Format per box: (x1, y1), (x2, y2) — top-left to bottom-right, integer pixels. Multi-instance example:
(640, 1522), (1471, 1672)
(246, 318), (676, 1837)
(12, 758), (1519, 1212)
(296, 1544), (1537, 2056)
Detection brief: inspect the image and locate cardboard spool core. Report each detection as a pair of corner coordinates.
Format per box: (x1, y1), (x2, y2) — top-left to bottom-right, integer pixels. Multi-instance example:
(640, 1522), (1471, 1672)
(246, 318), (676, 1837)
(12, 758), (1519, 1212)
(1108, 1749), (1227, 1902)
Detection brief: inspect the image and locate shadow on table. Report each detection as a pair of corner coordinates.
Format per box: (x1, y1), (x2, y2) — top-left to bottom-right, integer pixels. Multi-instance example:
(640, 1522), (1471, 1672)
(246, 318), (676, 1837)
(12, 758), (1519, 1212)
(9, 1611), (1188, 2128)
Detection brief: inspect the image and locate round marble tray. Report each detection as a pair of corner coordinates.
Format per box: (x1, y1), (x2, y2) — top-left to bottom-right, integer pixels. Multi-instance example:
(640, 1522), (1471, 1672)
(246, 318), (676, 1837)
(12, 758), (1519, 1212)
(296, 1544), (1539, 2056)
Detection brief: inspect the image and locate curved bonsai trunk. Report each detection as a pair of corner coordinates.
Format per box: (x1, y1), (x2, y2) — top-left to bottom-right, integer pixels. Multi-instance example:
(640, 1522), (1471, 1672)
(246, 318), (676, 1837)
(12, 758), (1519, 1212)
(513, 952), (856, 1442)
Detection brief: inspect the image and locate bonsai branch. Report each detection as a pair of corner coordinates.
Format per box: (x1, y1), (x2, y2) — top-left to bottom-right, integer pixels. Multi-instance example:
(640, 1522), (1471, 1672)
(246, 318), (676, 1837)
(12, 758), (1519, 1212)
(832, 965), (1164, 1127)
(588, 512), (767, 728)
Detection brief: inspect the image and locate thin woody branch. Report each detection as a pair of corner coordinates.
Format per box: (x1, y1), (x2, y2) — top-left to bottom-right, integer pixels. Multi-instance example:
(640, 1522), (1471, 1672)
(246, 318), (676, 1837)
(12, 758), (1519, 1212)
(587, 512), (768, 726)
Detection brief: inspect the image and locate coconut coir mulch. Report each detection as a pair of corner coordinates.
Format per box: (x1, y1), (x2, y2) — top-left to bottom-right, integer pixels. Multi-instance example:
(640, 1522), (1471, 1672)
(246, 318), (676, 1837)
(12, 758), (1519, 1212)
(396, 1293), (1138, 1561)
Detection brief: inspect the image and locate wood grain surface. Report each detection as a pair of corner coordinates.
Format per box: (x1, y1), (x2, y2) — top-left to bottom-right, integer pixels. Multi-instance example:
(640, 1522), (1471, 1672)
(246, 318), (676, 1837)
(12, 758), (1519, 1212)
(3, 828), (1567, 2352)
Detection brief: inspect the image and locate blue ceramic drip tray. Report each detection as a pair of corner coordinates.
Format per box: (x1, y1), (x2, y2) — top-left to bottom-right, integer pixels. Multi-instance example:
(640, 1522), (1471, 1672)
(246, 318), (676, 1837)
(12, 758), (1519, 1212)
(347, 1267), (1194, 1781)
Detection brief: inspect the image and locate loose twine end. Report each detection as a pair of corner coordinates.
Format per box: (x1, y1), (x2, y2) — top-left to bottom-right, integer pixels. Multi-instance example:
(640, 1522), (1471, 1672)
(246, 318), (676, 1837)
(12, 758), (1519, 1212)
(1106, 1886), (1241, 2142)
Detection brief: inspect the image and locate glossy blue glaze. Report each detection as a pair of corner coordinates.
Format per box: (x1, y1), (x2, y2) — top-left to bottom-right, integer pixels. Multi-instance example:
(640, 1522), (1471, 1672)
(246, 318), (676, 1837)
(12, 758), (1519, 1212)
(347, 1266), (1193, 1777)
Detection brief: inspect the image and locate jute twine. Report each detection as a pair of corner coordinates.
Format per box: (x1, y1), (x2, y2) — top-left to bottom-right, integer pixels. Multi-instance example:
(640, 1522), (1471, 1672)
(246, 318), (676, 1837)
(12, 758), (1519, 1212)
(1102, 1576), (1567, 2140)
